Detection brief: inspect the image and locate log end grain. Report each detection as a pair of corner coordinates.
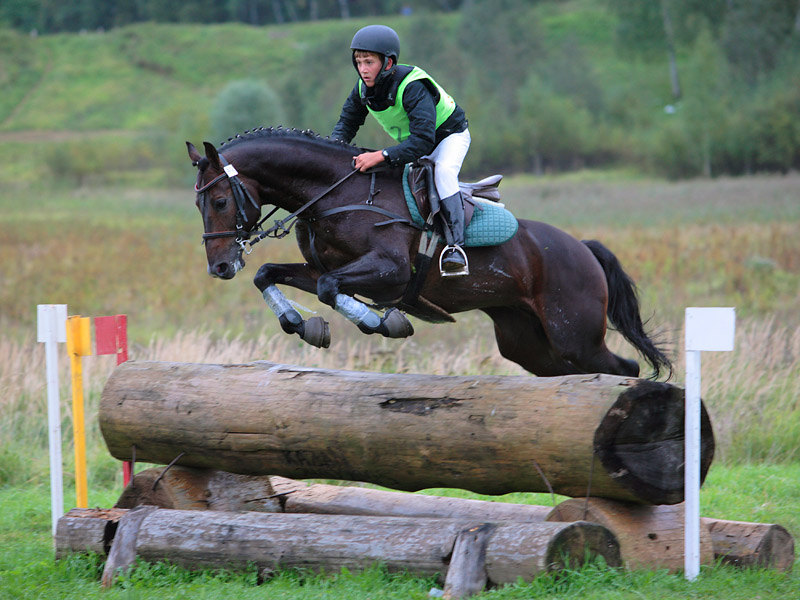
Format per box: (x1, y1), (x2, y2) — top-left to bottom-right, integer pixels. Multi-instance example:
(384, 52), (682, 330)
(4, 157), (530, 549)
(486, 521), (622, 583)
(55, 508), (126, 559)
(545, 521), (623, 571)
(594, 381), (715, 505)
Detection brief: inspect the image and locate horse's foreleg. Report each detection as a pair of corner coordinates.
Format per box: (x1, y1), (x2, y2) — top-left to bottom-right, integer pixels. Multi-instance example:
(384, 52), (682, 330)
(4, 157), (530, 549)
(316, 253), (414, 340)
(333, 295), (414, 338)
(254, 263), (330, 348)
(261, 284), (330, 348)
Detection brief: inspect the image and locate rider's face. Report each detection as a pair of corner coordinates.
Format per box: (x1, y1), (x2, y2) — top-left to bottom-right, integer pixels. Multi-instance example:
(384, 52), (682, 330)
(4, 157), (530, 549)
(355, 52), (390, 88)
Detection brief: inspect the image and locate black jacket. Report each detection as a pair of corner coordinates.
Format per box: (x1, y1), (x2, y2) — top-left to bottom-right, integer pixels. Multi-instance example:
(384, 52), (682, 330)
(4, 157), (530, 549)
(331, 65), (468, 166)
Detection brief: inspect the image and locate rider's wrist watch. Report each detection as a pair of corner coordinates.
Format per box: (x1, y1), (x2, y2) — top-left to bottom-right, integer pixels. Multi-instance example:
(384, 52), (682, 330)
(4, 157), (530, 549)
(381, 149), (390, 164)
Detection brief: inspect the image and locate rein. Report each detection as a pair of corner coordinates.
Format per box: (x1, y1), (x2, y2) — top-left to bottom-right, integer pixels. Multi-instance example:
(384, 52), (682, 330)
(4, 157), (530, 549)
(197, 157), (360, 254)
(196, 157), (424, 254)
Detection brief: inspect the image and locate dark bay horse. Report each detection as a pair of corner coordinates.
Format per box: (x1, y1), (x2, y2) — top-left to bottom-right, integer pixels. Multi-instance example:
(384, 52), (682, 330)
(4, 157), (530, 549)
(187, 128), (671, 379)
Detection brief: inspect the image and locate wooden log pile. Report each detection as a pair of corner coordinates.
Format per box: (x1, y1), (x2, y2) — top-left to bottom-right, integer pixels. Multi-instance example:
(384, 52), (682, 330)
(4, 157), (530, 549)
(99, 361), (715, 505)
(109, 467), (794, 575)
(65, 361), (791, 596)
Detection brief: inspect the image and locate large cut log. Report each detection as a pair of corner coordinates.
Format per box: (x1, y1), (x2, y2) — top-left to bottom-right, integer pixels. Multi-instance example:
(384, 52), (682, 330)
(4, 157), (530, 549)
(100, 361), (715, 505)
(60, 508), (622, 593)
(546, 497), (714, 571)
(701, 518), (795, 572)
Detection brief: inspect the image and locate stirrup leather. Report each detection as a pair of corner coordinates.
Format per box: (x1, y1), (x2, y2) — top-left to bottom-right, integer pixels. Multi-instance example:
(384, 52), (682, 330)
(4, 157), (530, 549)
(439, 245), (469, 277)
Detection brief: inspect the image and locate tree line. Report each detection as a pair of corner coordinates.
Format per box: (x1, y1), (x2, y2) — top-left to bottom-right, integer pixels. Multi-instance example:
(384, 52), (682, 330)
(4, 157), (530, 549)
(250, 0), (799, 178)
(5, 0), (800, 179)
(0, 0), (457, 33)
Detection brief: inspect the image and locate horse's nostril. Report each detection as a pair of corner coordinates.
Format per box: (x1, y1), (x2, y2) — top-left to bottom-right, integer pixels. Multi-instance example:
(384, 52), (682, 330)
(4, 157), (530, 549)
(215, 262), (229, 276)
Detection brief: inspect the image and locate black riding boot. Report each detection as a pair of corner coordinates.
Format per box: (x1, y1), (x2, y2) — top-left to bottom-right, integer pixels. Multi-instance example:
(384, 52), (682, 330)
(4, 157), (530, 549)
(439, 192), (468, 275)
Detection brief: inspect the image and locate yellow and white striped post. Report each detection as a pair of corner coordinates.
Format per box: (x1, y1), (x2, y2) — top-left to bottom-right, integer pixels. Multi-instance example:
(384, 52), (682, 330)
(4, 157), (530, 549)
(66, 315), (91, 508)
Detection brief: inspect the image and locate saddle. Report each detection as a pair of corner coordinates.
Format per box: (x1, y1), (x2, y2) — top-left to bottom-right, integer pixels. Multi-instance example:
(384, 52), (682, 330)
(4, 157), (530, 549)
(403, 161), (517, 247)
(396, 161), (518, 313)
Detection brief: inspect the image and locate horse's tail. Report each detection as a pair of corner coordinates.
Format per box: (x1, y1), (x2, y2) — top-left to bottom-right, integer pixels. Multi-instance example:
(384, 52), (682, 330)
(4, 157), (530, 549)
(582, 239), (673, 380)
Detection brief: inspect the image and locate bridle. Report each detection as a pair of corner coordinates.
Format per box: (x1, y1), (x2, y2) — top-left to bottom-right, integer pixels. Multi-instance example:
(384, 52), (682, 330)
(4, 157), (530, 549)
(195, 153), (360, 255)
(195, 154), (277, 255)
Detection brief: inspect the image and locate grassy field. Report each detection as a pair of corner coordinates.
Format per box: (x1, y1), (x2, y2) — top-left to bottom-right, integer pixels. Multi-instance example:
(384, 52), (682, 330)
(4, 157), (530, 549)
(1, 463), (798, 599)
(0, 171), (798, 597)
(2, 5), (798, 594)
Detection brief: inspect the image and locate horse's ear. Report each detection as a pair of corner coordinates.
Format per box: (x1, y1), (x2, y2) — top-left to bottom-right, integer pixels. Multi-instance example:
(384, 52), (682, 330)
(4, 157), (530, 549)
(203, 141), (222, 171)
(186, 141), (202, 166)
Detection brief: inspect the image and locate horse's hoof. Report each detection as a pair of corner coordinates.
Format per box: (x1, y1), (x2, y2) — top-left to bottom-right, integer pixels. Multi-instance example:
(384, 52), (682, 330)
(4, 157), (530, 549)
(277, 309), (303, 335)
(378, 308), (414, 339)
(300, 316), (330, 348)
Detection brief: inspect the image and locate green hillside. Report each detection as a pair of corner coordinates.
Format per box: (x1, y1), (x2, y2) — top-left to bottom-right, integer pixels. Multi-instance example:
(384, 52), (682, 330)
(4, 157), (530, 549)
(2, 1), (799, 186)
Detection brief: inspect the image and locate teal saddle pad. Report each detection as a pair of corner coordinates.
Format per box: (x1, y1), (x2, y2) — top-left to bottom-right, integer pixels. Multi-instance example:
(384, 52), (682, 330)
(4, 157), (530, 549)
(402, 165), (518, 247)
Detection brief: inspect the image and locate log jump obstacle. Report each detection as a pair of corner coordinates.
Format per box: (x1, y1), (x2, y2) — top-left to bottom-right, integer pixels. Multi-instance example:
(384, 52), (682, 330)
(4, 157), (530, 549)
(99, 361), (715, 505)
(53, 360), (792, 595)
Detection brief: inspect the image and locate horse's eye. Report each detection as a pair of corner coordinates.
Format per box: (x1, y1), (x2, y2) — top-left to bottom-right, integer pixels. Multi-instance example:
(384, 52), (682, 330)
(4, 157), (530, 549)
(214, 198), (228, 211)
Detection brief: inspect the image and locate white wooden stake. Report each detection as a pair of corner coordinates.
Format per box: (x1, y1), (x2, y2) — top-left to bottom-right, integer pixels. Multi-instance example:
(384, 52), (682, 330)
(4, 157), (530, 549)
(684, 348), (702, 580)
(684, 307), (735, 581)
(37, 304), (67, 536)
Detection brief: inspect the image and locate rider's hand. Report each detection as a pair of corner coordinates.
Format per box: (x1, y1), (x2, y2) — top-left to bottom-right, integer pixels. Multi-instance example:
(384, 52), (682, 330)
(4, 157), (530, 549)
(353, 150), (386, 172)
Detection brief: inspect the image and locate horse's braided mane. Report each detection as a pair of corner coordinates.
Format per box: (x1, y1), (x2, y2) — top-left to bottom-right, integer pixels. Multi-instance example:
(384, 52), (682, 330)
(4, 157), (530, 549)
(218, 126), (360, 153)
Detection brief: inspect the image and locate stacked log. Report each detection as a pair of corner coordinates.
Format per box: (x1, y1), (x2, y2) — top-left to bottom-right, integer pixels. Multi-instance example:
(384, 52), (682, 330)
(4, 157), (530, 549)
(115, 467), (552, 522)
(546, 497), (714, 572)
(701, 518), (794, 572)
(110, 467), (795, 573)
(55, 508), (126, 559)
(56, 506), (621, 595)
(100, 361), (715, 505)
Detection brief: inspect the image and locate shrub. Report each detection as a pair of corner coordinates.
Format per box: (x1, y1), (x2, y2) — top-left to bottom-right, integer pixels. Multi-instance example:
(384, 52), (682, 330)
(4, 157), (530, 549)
(210, 79), (287, 143)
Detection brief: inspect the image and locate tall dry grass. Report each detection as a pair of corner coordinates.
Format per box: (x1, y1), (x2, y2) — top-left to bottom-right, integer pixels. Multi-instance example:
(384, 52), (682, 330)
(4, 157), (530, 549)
(1, 314), (797, 487)
(1, 174), (797, 486)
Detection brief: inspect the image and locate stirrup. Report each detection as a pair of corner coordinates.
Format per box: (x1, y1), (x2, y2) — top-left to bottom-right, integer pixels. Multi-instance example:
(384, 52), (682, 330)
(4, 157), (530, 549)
(439, 245), (469, 277)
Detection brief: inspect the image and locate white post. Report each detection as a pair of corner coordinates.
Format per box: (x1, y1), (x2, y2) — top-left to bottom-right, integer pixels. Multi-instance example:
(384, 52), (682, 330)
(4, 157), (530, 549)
(683, 348), (702, 580)
(684, 307), (735, 581)
(37, 304), (67, 537)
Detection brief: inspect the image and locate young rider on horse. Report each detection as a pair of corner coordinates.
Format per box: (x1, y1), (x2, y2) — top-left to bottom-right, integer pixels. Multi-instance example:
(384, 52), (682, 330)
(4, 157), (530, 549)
(330, 24), (471, 275)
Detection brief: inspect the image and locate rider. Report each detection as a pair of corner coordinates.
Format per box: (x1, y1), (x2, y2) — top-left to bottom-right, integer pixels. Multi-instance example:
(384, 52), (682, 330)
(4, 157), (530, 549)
(330, 24), (471, 275)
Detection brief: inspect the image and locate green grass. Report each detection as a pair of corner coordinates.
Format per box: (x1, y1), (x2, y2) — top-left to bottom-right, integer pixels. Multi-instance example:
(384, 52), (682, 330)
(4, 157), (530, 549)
(0, 464), (796, 599)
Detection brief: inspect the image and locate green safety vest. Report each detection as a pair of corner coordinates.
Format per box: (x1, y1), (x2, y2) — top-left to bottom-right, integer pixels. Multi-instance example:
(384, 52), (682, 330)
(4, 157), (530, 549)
(359, 66), (456, 142)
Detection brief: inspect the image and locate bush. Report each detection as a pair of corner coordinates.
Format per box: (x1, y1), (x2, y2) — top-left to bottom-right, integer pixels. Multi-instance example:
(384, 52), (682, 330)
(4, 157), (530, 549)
(210, 79), (287, 144)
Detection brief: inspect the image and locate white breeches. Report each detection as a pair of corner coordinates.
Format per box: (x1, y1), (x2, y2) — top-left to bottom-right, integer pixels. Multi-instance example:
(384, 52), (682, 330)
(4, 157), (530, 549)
(423, 128), (471, 199)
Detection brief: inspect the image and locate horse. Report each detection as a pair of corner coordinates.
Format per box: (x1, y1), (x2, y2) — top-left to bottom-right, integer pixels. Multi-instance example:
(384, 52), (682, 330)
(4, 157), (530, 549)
(187, 127), (671, 379)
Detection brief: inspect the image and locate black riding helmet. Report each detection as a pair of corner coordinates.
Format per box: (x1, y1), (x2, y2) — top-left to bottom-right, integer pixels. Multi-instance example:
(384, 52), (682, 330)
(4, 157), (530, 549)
(350, 25), (400, 87)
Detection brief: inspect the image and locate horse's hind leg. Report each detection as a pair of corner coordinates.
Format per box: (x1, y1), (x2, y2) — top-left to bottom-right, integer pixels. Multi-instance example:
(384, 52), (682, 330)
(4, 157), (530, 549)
(485, 306), (639, 377)
(483, 307), (583, 376)
(539, 301), (641, 377)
